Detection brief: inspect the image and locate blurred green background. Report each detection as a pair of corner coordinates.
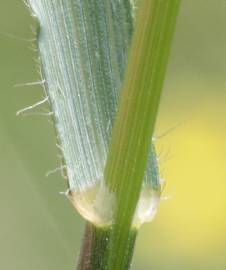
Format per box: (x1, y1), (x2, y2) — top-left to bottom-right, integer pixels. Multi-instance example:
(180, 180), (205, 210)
(1, 1), (226, 269)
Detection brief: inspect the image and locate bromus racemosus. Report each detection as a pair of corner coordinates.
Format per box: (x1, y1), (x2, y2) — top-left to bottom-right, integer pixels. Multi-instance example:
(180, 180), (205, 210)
(25, 0), (180, 269)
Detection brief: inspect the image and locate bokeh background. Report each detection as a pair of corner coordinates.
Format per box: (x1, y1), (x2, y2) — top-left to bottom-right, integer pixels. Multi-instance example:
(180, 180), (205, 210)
(1, 1), (226, 269)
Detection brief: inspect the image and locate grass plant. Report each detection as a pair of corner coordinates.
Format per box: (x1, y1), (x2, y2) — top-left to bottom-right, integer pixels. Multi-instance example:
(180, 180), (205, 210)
(27, 0), (180, 269)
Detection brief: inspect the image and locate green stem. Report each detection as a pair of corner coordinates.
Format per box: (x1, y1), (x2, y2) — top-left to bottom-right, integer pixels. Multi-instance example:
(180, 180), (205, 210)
(104, 0), (181, 269)
(77, 223), (136, 270)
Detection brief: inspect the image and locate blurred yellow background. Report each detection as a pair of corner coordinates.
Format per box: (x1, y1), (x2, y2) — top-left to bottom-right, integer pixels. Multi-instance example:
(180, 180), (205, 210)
(1, 1), (226, 269)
